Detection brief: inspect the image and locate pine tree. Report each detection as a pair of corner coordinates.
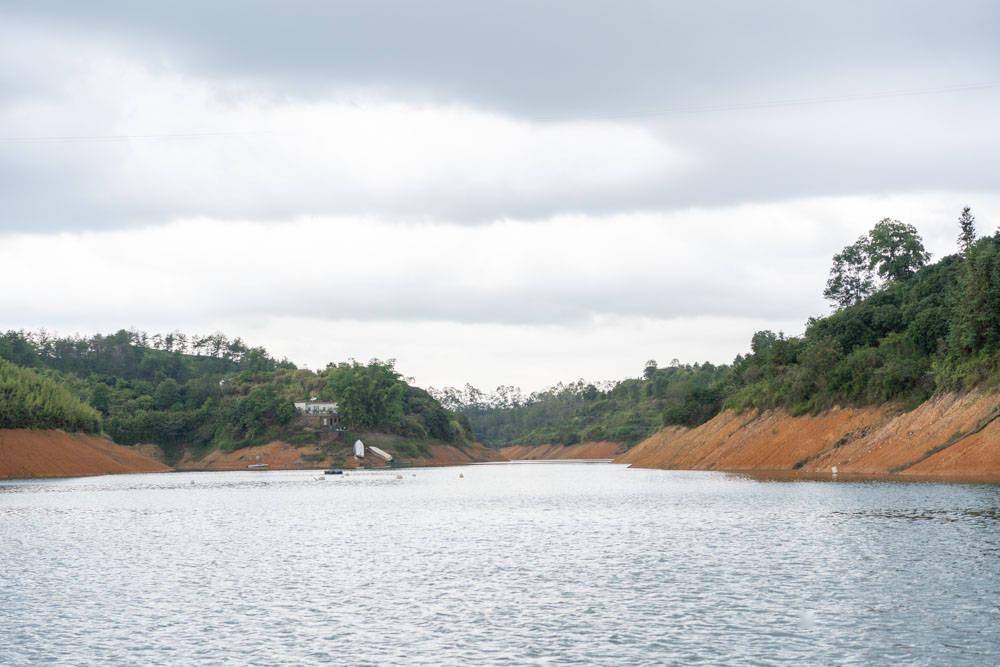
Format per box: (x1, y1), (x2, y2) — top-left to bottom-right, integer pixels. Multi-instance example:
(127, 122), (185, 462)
(958, 207), (977, 254)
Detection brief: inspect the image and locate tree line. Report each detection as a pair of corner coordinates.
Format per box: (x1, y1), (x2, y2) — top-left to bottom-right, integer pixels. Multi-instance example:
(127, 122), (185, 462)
(446, 208), (999, 447)
(0, 331), (471, 458)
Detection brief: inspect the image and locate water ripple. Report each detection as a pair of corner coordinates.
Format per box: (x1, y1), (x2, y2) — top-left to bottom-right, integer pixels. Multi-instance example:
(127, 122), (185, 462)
(2, 465), (999, 665)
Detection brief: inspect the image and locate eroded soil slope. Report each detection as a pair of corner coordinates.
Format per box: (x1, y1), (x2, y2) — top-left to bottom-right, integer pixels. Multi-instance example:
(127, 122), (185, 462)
(501, 441), (627, 460)
(175, 438), (506, 471)
(617, 393), (999, 480)
(0, 429), (171, 479)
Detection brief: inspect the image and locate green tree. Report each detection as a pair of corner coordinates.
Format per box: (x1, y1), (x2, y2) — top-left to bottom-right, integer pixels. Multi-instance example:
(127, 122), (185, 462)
(324, 359), (406, 429)
(90, 383), (112, 415)
(153, 378), (181, 409)
(949, 235), (1000, 356)
(866, 218), (930, 282)
(0, 331), (39, 367)
(957, 207), (977, 254)
(824, 237), (876, 308)
(226, 385), (295, 440)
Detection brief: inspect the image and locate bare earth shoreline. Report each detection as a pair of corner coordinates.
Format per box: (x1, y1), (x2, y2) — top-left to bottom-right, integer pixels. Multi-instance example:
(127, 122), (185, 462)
(504, 392), (1000, 483)
(0, 429), (504, 480)
(615, 391), (1000, 481)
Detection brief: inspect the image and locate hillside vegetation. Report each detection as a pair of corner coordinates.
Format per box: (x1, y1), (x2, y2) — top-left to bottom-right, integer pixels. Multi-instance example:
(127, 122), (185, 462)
(0, 358), (101, 432)
(437, 363), (727, 446)
(0, 330), (471, 458)
(440, 212), (999, 447)
(3, 211), (995, 454)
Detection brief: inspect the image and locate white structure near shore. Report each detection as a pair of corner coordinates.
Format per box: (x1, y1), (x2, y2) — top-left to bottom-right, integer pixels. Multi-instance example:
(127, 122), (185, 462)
(294, 399), (341, 429)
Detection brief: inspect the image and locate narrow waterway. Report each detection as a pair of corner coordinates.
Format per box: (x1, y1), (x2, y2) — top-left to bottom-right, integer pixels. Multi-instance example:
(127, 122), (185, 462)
(2, 464), (998, 665)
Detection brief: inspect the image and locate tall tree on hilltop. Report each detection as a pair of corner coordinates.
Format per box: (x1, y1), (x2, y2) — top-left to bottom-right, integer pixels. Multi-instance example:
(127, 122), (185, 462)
(958, 207), (977, 254)
(824, 236), (876, 308)
(866, 218), (930, 282)
(825, 218), (930, 309)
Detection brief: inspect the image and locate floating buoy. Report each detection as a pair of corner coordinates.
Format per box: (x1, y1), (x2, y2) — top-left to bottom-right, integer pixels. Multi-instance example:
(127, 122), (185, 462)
(459, 473), (464, 479)
(831, 465), (839, 476)
(396, 474), (403, 479)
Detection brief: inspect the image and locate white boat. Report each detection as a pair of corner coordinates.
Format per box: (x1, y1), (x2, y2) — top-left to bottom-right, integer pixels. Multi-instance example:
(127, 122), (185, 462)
(367, 445), (393, 463)
(247, 463), (269, 470)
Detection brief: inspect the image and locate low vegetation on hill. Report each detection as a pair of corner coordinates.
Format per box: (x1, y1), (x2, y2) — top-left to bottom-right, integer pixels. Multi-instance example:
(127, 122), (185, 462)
(436, 363), (727, 446)
(439, 210), (999, 447)
(0, 330), (471, 458)
(0, 358), (100, 432)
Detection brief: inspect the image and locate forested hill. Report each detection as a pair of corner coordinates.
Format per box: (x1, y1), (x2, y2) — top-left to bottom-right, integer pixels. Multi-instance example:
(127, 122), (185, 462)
(0, 330), (472, 457)
(437, 213), (999, 448)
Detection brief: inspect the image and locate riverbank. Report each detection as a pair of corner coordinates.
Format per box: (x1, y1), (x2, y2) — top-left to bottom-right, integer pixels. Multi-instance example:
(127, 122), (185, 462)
(617, 391), (1000, 480)
(168, 438), (506, 471)
(0, 429), (170, 479)
(500, 441), (626, 460)
(0, 429), (506, 480)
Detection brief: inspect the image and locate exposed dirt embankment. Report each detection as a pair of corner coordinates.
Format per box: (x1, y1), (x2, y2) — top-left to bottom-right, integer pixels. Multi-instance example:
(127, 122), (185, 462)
(0, 429), (171, 479)
(175, 438), (506, 471)
(501, 441), (627, 460)
(175, 441), (328, 471)
(423, 442), (508, 465)
(617, 392), (1000, 480)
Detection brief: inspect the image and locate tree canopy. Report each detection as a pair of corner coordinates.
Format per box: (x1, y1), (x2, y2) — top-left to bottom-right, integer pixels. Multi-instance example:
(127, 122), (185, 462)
(0, 332), (470, 456)
(824, 236), (876, 308)
(825, 218), (930, 308)
(0, 358), (100, 432)
(958, 207), (977, 255)
(323, 360), (406, 430)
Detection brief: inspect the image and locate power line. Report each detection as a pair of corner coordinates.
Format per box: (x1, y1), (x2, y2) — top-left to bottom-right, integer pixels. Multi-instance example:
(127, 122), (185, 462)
(1, 81), (996, 143)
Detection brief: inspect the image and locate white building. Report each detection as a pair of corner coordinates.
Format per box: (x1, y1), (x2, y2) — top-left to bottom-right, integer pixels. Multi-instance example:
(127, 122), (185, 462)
(294, 399), (341, 428)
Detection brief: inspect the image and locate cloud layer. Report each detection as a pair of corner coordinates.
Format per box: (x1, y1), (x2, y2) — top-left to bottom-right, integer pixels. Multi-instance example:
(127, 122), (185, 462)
(2, 4), (998, 389)
(0, 24), (680, 229)
(3, 12), (999, 230)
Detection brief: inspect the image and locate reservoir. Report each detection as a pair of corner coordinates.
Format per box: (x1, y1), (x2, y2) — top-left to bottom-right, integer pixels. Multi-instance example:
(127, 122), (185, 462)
(2, 463), (999, 665)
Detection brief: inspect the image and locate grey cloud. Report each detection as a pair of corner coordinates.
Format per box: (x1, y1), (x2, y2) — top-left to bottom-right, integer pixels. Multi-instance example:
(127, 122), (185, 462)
(8, 1), (1000, 117)
(2, 2), (999, 232)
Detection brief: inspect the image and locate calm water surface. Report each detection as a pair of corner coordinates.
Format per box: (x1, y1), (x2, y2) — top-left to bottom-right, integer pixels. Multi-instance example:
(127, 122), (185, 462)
(2, 463), (999, 665)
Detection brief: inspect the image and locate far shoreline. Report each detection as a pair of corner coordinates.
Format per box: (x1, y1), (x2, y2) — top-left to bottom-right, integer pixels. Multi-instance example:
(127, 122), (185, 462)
(5, 460), (1000, 485)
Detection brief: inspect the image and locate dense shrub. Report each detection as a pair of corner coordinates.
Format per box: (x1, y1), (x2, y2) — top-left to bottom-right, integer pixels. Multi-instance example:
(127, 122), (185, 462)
(0, 358), (100, 432)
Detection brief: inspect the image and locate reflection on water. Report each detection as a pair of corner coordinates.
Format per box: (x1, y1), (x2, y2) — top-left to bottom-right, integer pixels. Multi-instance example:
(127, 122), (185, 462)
(2, 464), (999, 665)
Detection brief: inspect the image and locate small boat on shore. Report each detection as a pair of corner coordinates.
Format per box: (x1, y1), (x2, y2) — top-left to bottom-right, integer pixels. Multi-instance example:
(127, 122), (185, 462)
(247, 463), (269, 470)
(324, 468), (343, 475)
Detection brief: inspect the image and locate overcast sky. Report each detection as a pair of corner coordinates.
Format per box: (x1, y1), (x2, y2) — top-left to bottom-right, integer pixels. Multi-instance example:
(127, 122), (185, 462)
(1, 1), (998, 390)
